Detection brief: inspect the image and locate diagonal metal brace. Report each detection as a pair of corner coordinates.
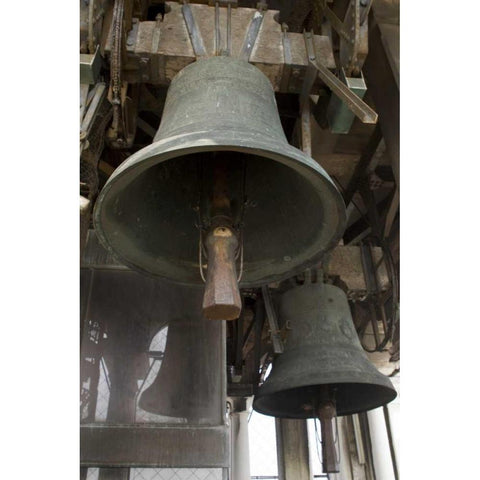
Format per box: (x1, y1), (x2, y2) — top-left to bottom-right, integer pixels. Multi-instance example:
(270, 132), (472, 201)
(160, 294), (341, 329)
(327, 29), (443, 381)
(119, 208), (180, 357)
(240, 9), (265, 61)
(261, 285), (284, 354)
(309, 58), (378, 124)
(182, 1), (207, 58)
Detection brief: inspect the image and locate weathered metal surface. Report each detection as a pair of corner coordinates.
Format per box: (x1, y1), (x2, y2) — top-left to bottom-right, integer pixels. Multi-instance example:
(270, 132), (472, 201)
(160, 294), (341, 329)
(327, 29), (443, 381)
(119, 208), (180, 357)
(298, 31), (317, 157)
(279, 24), (292, 92)
(327, 68), (368, 134)
(261, 286), (284, 354)
(310, 58), (377, 124)
(182, 2), (207, 57)
(80, 83), (108, 142)
(93, 56), (345, 288)
(275, 418), (311, 480)
(239, 9), (264, 61)
(82, 230), (390, 293)
(253, 282), (396, 418)
(104, 2), (336, 92)
(80, 48), (102, 84)
(80, 83), (90, 125)
(315, 0), (370, 76)
(80, 425), (230, 467)
(339, 0), (369, 77)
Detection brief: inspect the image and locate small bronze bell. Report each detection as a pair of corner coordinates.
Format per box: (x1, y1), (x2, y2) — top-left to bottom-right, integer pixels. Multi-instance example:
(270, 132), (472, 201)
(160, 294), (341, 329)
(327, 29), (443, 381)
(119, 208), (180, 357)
(253, 280), (396, 472)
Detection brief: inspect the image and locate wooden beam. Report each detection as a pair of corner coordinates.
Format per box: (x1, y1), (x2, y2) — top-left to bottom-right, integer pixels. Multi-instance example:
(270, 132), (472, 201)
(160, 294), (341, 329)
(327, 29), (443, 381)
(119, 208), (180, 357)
(275, 418), (311, 480)
(105, 2), (336, 92)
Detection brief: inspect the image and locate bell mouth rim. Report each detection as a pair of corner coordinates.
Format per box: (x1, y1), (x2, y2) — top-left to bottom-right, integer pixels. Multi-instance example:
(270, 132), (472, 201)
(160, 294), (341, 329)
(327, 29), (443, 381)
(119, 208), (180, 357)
(252, 381), (397, 418)
(93, 131), (347, 287)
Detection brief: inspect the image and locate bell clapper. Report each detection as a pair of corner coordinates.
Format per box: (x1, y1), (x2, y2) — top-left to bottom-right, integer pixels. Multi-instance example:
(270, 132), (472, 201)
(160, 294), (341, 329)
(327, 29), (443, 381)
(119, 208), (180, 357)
(202, 225), (242, 320)
(201, 159), (242, 320)
(317, 393), (340, 474)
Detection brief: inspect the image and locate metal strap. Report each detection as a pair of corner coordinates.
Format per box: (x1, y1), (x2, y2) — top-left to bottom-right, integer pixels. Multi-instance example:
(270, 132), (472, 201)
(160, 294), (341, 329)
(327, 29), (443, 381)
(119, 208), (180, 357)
(214, 1), (221, 55)
(280, 24), (292, 92)
(239, 10), (264, 61)
(360, 243), (378, 294)
(299, 32), (317, 156)
(226, 2), (232, 55)
(182, 1), (207, 58)
(300, 31), (318, 109)
(81, 83), (107, 139)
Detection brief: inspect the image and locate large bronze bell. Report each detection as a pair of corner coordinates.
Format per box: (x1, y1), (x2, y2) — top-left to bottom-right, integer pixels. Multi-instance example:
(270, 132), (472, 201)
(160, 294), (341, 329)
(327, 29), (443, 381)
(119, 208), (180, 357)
(253, 281), (396, 417)
(253, 280), (396, 472)
(93, 57), (346, 319)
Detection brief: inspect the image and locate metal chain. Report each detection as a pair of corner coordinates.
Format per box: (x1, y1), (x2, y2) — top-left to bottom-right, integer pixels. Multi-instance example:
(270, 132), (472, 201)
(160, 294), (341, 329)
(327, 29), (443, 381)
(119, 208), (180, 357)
(111, 0), (126, 139)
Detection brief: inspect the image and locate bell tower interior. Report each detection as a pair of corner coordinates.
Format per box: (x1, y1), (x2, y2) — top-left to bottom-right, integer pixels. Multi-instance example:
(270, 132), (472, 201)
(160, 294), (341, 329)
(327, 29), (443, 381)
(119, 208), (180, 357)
(76, 1), (401, 479)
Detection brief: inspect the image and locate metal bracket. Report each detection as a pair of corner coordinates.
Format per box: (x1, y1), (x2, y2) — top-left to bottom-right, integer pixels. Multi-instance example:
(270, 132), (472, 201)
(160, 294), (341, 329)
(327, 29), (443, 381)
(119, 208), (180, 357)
(261, 285), (284, 354)
(327, 67), (368, 134)
(309, 57), (377, 124)
(209, 0), (236, 56)
(80, 45), (102, 85)
(208, 0), (238, 6)
(182, 1), (207, 58)
(239, 8), (265, 61)
(318, 0), (371, 76)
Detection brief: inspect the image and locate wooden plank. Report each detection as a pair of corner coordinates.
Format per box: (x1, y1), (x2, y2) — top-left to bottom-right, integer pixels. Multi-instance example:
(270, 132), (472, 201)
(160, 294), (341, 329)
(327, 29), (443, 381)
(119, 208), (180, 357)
(276, 418), (311, 480)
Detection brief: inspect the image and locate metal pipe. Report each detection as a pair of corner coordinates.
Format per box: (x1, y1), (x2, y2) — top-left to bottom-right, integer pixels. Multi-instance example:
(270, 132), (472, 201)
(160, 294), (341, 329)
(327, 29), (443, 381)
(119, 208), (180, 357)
(227, 2), (232, 55)
(215, 2), (221, 55)
(383, 406), (399, 480)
